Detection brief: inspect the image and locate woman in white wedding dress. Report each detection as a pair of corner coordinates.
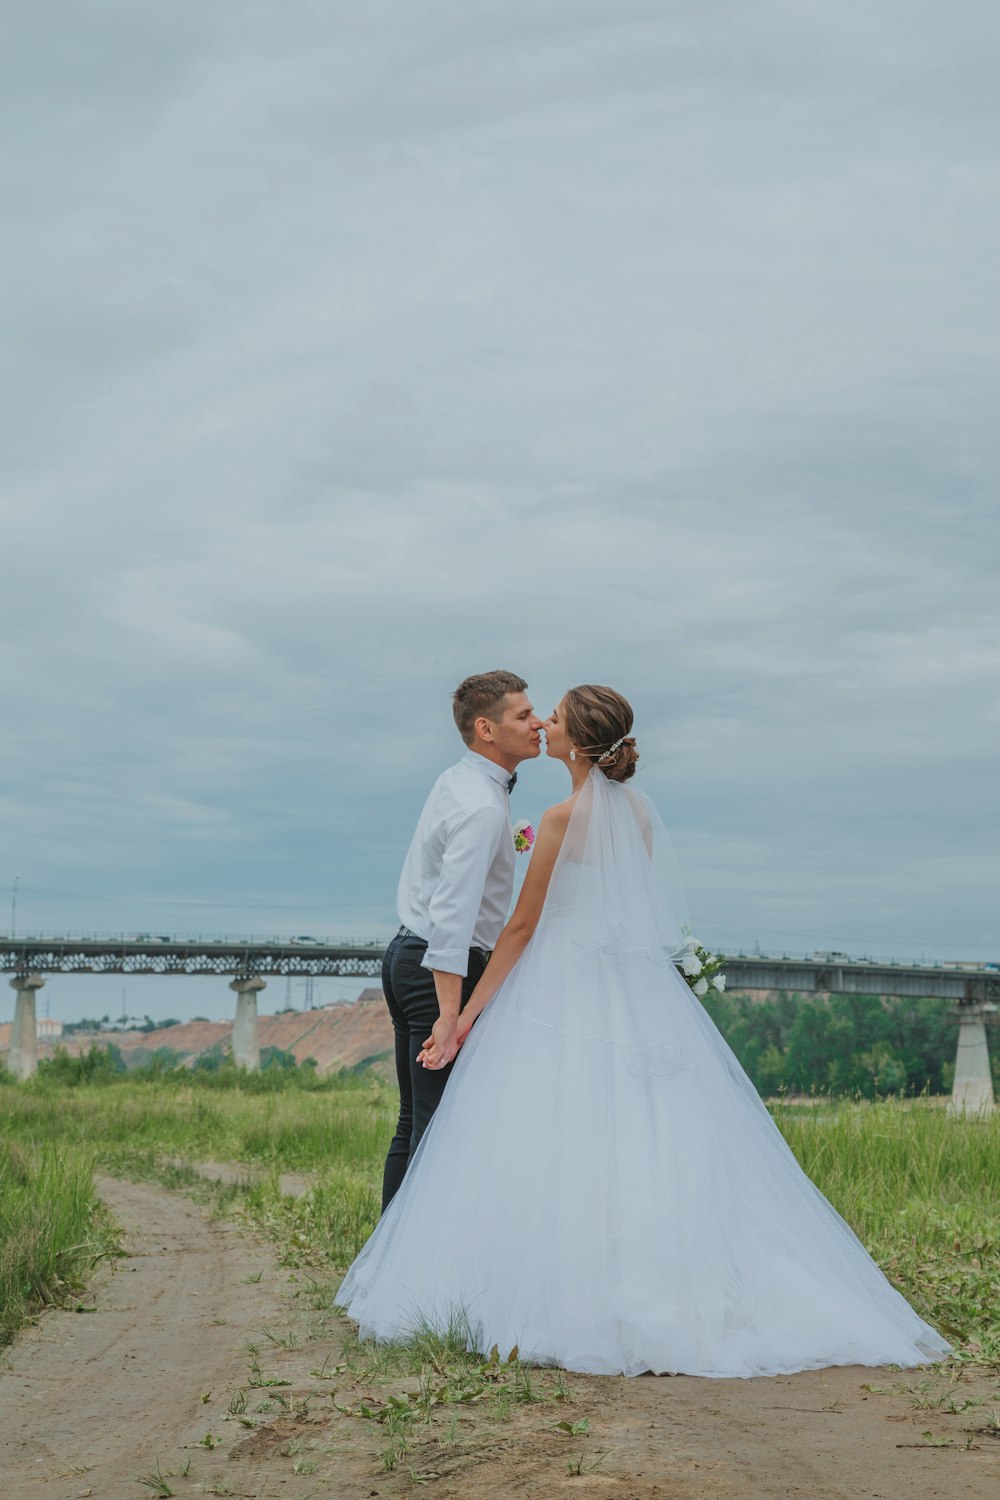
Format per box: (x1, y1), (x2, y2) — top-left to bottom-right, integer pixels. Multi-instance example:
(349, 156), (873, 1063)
(337, 685), (950, 1378)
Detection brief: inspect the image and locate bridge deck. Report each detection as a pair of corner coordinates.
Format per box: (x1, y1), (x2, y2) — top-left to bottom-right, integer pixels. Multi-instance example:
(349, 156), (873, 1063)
(1, 937), (996, 1002)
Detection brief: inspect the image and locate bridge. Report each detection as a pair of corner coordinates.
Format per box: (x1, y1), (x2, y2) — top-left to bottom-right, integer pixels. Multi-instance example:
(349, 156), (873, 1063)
(714, 954), (999, 1005)
(0, 934), (385, 1082)
(0, 934), (387, 979)
(2, 935), (996, 1110)
(2, 934), (997, 995)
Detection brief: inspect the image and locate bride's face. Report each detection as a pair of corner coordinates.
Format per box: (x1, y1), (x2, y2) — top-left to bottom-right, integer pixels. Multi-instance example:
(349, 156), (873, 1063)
(542, 698), (573, 761)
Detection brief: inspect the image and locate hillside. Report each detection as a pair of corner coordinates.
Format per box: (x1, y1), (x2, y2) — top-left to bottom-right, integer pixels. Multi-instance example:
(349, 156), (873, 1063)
(0, 991), (394, 1076)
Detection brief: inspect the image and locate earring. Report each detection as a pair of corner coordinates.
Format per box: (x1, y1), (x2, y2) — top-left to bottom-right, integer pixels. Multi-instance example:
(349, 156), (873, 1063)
(569, 750), (577, 762)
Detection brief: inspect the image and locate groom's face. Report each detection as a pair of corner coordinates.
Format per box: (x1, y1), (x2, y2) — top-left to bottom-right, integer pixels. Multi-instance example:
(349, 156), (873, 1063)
(488, 691), (543, 765)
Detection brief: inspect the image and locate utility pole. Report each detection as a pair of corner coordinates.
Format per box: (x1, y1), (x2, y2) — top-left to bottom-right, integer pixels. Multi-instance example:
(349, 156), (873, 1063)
(11, 874), (20, 938)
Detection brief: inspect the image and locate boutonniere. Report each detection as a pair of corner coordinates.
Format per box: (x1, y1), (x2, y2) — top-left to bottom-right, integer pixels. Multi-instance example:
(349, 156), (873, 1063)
(513, 820), (535, 854)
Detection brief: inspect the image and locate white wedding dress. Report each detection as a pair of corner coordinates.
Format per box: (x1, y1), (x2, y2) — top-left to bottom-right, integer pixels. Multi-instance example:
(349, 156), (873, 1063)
(337, 772), (950, 1378)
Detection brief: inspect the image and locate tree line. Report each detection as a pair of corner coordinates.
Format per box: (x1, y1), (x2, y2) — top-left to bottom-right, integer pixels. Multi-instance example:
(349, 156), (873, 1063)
(702, 989), (996, 1098)
(10, 990), (996, 1099)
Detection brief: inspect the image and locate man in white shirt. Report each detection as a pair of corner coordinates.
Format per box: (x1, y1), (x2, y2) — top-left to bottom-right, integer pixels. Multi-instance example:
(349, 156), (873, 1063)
(381, 669), (543, 1208)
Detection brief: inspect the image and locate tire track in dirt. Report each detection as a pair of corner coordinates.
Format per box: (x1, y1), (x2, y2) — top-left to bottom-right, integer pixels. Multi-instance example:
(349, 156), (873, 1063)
(0, 1175), (357, 1499)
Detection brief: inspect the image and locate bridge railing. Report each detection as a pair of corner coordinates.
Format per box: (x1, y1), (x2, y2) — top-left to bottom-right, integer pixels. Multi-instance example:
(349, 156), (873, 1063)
(1, 932), (996, 972)
(0, 931), (392, 948)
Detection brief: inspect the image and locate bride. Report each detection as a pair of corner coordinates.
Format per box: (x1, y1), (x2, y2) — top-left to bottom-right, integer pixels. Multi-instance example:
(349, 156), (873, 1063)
(336, 685), (950, 1378)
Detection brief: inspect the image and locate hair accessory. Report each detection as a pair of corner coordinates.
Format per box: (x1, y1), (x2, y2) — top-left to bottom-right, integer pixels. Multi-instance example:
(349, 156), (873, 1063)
(596, 734), (628, 765)
(578, 734), (633, 764)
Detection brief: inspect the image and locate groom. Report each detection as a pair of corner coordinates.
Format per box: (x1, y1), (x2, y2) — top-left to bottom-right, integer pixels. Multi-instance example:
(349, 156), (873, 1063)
(379, 670), (543, 1209)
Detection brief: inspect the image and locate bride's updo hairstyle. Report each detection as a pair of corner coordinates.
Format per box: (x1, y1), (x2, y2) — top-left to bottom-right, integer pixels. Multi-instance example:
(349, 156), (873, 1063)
(564, 685), (639, 783)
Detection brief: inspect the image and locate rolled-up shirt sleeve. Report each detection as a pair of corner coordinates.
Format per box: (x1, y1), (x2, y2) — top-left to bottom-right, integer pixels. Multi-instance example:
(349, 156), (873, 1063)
(422, 805), (509, 975)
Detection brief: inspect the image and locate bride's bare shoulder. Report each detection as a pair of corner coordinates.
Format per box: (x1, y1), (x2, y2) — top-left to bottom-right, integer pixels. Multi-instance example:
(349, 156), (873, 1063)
(539, 795), (576, 833)
(525, 798), (574, 862)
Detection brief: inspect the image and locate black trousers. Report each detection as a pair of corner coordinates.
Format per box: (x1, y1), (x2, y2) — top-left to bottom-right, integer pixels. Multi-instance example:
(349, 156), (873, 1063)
(380, 932), (488, 1211)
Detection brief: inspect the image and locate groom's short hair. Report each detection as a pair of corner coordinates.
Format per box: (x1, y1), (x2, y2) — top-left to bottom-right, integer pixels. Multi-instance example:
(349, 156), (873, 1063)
(453, 670), (528, 745)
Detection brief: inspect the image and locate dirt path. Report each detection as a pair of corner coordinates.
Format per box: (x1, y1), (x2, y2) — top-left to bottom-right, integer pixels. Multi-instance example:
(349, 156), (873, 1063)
(0, 1175), (331, 1499)
(1, 1175), (998, 1500)
(167, 1156), (317, 1199)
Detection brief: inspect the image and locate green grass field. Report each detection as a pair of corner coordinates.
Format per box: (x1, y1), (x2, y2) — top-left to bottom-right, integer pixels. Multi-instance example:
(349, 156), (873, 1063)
(0, 1136), (119, 1344)
(2, 1075), (998, 1363)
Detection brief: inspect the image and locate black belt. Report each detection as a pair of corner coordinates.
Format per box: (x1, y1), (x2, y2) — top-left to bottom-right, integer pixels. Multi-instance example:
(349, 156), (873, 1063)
(396, 925), (491, 963)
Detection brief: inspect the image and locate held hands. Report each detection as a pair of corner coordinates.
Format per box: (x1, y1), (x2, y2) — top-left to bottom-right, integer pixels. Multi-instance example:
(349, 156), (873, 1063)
(418, 1012), (474, 1070)
(418, 1015), (460, 1071)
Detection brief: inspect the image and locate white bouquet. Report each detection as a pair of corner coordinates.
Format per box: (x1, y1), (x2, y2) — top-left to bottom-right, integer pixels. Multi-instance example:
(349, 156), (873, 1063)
(676, 936), (727, 999)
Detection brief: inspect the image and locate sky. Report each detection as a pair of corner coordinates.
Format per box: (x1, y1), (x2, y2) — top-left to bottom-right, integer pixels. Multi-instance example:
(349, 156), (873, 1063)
(2, 1), (998, 1023)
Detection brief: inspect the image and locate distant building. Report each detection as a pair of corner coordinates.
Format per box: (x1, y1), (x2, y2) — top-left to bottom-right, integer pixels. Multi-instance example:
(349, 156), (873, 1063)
(37, 1018), (64, 1039)
(321, 987), (385, 1009)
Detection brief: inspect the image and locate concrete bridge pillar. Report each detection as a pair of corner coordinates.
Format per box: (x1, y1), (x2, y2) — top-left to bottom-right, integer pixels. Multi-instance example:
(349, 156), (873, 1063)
(229, 976), (264, 1072)
(8, 975), (44, 1080)
(948, 1004), (996, 1116)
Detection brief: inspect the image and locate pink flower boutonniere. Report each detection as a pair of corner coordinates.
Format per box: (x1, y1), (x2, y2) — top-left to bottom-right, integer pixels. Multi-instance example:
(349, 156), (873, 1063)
(513, 820), (535, 854)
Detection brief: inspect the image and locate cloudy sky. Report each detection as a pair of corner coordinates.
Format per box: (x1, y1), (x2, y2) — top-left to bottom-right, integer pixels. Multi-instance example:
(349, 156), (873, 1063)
(2, 2), (998, 1022)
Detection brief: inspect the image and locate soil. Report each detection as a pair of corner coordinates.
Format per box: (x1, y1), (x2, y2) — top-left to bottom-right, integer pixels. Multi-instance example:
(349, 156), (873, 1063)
(1, 1175), (997, 1500)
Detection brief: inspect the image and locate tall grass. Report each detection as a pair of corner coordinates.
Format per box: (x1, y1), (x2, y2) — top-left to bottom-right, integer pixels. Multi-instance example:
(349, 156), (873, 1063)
(1, 1076), (395, 1291)
(772, 1097), (1000, 1229)
(1, 1075), (395, 1172)
(772, 1098), (1000, 1355)
(0, 1139), (118, 1344)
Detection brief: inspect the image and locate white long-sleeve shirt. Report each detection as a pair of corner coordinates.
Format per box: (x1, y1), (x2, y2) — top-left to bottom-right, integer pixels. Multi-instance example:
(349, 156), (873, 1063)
(396, 751), (516, 976)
